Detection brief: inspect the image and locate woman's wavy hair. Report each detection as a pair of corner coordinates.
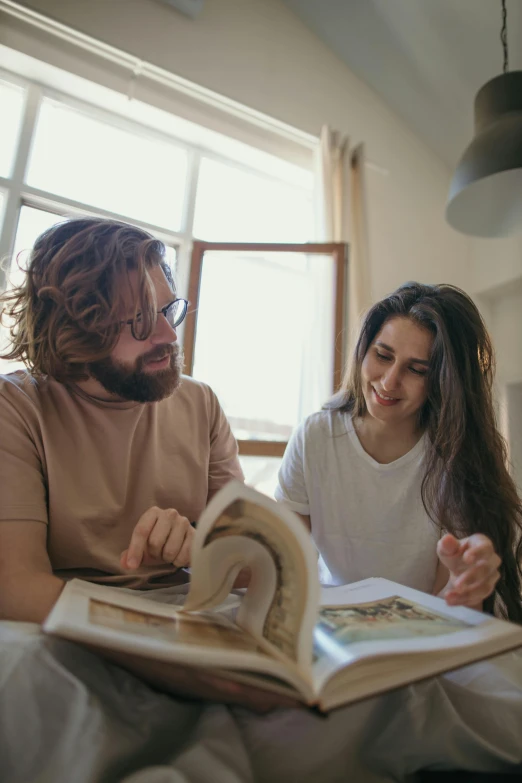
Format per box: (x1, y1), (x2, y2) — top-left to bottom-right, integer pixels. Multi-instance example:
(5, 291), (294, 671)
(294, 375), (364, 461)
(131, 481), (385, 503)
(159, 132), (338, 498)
(0, 217), (173, 381)
(326, 281), (522, 623)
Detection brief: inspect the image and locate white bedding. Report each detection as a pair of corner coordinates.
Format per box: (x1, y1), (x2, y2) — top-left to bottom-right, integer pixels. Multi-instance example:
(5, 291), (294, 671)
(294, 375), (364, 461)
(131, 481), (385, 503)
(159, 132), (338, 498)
(1, 587), (521, 783)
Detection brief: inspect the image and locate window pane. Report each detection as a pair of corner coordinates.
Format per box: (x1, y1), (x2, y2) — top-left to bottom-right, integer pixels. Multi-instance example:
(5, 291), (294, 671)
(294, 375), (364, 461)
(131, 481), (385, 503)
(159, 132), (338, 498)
(1, 206), (60, 374)
(27, 99), (188, 230)
(193, 157), (313, 242)
(0, 80), (25, 178)
(163, 245), (177, 277)
(8, 206), (61, 289)
(239, 456), (282, 499)
(7, 207), (178, 289)
(192, 250), (336, 441)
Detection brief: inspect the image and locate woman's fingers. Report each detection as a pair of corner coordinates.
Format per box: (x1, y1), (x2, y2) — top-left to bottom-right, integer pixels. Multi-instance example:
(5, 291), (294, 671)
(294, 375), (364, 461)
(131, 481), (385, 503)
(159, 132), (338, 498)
(445, 574), (500, 606)
(439, 533), (501, 609)
(445, 561), (500, 606)
(453, 560), (499, 589)
(437, 534), (469, 576)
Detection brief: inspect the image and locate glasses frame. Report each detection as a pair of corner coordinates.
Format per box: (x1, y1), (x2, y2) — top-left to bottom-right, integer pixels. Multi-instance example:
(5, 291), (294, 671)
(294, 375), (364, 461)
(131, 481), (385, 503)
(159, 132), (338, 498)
(125, 297), (188, 340)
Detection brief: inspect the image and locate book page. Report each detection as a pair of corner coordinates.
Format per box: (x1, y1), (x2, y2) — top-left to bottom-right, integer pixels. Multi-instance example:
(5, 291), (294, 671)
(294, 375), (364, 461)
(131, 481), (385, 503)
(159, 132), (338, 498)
(309, 578), (522, 693)
(311, 594), (471, 682)
(88, 599), (266, 654)
(44, 579), (313, 698)
(318, 595), (469, 647)
(184, 481), (320, 669)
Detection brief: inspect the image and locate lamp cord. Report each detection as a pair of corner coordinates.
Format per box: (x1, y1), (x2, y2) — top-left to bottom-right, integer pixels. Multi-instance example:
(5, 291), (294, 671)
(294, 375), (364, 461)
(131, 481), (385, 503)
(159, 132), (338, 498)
(501, 0), (509, 73)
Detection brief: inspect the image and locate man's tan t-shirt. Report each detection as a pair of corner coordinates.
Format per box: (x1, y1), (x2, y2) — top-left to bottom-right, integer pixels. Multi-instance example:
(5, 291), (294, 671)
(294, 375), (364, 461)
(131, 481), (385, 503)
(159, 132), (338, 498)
(0, 371), (243, 588)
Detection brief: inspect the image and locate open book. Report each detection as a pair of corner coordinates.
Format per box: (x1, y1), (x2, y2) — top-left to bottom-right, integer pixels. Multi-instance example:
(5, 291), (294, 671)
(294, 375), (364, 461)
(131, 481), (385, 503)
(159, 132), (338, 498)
(44, 481), (522, 711)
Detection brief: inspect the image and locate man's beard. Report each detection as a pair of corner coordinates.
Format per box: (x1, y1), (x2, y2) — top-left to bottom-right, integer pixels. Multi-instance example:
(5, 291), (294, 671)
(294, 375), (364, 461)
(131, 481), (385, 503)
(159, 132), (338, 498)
(89, 344), (183, 403)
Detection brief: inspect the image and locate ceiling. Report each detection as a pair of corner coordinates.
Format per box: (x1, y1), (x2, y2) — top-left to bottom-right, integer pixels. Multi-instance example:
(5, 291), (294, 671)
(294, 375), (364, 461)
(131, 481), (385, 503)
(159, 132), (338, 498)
(282, 0), (522, 168)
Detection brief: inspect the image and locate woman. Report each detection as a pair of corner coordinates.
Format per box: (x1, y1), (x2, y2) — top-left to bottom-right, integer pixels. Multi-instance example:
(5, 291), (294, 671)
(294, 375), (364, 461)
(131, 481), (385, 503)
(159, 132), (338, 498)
(277, 282), (522, 623)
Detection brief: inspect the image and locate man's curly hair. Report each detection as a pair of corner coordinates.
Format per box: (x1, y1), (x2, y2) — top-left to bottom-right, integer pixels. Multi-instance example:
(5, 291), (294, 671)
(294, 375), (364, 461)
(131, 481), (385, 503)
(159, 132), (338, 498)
(0, 217), (173, 381)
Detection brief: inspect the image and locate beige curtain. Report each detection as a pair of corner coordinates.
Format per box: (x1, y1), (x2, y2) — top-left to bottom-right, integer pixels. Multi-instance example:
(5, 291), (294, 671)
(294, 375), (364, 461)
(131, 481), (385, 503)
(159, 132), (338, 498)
(315, 126), (372, 360)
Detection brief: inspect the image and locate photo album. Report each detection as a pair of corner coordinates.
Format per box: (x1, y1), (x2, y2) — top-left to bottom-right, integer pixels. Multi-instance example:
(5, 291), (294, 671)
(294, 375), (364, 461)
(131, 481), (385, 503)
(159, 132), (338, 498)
(44, 481), (522, 712)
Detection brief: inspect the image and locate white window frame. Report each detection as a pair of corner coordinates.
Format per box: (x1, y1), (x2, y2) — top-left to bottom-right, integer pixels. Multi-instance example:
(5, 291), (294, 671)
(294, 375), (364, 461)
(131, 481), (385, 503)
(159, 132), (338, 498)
(0, 66), (315, 330)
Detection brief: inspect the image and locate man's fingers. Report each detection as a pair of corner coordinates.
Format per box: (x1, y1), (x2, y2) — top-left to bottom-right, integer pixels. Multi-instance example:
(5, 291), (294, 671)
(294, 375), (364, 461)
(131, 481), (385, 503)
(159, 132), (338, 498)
(125, 507), (161, 569)
(122, 508), (194, 570)
(172, 534), (193, 568)
(147, 515), (173, 559)
(163, 522), (193, 566)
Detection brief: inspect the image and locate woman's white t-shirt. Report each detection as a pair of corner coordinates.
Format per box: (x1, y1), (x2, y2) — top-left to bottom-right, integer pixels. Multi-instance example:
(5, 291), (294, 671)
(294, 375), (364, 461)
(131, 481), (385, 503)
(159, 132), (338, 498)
(275, 410), (440, 592)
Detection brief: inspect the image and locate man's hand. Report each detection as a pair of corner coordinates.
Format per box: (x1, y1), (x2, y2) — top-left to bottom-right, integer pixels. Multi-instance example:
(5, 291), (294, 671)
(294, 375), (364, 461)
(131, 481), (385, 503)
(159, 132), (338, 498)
(437, 532), (501, 610)
(121, 507), (194, 570)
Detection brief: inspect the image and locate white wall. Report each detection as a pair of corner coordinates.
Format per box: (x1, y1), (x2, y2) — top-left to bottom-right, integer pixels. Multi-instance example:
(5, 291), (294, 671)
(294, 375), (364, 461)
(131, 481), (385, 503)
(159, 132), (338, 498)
(472, 236), (522, 297)
(483, 283), (522, 385)
(11, 0), (472, 301)
(506, 383), (522, 495)
(474, 253), (522, 469)
(471, 236), (522, 390)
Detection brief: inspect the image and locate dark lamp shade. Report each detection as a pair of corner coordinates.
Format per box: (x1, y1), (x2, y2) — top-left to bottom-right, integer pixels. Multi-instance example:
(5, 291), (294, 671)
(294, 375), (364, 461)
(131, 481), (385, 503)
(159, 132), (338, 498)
(446, 71), (522, 237)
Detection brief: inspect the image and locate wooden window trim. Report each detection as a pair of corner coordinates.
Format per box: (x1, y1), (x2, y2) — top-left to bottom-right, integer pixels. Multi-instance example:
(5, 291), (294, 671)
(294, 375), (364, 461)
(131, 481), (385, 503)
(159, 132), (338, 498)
(183, 241), (348, 457)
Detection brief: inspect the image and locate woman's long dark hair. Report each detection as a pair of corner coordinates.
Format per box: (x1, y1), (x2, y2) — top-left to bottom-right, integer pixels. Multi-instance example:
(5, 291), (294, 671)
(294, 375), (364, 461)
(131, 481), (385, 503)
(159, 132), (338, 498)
(326, 282), (522, 623)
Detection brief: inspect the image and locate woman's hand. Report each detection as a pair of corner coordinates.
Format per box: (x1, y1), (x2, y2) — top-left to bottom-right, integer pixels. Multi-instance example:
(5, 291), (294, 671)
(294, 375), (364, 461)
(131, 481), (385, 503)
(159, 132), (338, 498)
(436, 532), (501, 610)
(121, 507), (194, 570)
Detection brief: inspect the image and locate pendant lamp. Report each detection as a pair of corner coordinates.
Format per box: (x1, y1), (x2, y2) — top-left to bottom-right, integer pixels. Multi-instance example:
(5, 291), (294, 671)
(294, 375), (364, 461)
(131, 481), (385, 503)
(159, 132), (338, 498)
(446, 0), (522, 237)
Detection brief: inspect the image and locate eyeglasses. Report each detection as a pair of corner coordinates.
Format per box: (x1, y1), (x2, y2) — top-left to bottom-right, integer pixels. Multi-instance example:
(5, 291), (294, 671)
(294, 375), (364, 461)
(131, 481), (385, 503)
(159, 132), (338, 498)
(124, 298), (188, 339)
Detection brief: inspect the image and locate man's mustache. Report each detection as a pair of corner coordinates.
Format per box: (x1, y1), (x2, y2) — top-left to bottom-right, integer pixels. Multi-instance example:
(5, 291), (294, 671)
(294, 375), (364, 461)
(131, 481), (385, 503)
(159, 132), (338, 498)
(142, 344), (178, 365)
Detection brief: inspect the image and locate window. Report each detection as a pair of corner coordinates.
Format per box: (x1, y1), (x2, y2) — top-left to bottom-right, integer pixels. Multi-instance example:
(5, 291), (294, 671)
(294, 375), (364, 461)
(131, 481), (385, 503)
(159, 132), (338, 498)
(8, 205), (178, 290)
(26, 98), (189, 229)
(10, 206), (60, 288)
(193, 157), (313, 243)
(0, 72), (314, 297)
(0, 78), (25, 178)
(0, 206), (60, 373)
(184, 241), (347, 473)
(0, 191), (5, 232)
(0, 65), (342, 497)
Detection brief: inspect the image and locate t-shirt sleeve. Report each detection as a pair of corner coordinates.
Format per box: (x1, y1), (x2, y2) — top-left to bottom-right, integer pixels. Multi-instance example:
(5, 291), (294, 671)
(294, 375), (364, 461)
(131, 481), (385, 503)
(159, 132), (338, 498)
(275, 421), (310, 515)
(206, 388), (244, 500)
(0, 391), (48, 524)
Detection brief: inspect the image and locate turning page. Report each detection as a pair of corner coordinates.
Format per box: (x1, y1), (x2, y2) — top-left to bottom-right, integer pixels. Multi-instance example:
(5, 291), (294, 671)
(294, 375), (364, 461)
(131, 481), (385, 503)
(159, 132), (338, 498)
(184, 481), (320, 668)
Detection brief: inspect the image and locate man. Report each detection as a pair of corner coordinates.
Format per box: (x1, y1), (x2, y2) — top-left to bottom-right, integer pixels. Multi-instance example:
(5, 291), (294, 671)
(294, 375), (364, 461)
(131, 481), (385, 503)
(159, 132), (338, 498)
(0, 217), (244, 624)
(0, 218), (521, 783)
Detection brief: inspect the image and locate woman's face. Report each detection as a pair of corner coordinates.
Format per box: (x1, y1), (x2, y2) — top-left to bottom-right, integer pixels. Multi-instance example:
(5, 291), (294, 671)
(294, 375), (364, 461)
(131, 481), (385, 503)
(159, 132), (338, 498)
(360, 316), (433, 427)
